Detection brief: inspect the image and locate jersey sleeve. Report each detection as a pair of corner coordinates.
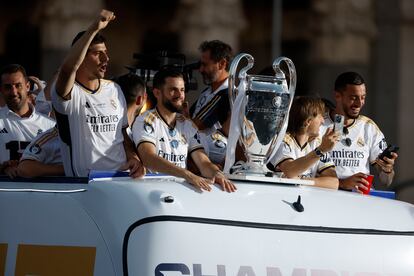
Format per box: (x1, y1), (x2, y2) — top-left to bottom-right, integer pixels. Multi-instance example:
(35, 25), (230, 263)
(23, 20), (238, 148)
(114, 83), (129, 128)
(269, 138), (294, 168)
(187, 122), (204, 153)
(369, 125), (387, 164)
(316, 153), (335, 174)
(131, 112), (157, 149)
(20, 132), (49, 163)
(51, 81), (74, 114)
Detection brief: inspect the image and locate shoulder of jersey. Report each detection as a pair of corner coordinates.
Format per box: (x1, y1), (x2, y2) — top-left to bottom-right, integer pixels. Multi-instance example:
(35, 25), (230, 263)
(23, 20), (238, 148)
(177, 114), (199, 129)
(357, 115), (381, 131)
(142, 109), (157, 123)
(101, 79), (114, 85)
(0, 107), (7, 117)
(283, 133), (295, 146)
(35, 110), (55, 123)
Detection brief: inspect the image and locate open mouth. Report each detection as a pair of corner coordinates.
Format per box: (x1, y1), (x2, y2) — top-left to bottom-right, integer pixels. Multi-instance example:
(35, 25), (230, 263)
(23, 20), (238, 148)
(99, 64), (107, 73)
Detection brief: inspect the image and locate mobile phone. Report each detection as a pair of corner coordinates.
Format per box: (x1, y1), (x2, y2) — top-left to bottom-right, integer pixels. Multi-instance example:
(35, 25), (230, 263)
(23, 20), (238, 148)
(333, 114), (344, 136)
(378, 144), (399, 160)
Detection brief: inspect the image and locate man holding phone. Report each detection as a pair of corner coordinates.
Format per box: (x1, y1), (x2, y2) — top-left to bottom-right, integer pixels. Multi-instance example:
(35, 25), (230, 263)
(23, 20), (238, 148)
(320, 72), (398, 192)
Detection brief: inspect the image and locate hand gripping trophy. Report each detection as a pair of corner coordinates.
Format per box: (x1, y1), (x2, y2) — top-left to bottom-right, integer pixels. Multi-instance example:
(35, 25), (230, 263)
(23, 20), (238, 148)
(223, 54), (296, 180)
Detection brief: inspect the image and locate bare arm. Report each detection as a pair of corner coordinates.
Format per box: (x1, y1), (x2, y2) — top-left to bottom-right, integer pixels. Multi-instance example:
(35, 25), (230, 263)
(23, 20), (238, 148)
(279, 153), (320, 178)
(137, 142), (212, 191)
(191, 149), (236, 192)
(313, 167), (339, 189)
(55, 10), (115, 99)
(17, 160), (64, 178)
(374, 152), (397, 187)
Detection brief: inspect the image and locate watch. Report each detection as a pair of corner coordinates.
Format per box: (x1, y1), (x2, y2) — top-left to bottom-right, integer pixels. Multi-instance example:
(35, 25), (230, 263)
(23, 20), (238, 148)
(314, 147), (324, 158)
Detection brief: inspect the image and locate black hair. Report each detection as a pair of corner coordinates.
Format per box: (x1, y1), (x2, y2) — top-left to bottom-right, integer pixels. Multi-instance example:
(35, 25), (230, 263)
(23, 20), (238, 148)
(0, 64), (28, 84)
(71, 31), (106, 46)
(334, 71), (365, 92)
(115, 73), (146, 107)
(152, 68), (184, 90)
(199, 40), (233, 71)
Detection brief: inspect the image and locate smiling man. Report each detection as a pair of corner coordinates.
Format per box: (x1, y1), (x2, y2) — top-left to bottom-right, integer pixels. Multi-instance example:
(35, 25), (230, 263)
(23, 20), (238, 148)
(132, 69), (236, 193)
(0, 64), (55, 177)
(52, 9), (145, 177)
(320, 72), (398, 192)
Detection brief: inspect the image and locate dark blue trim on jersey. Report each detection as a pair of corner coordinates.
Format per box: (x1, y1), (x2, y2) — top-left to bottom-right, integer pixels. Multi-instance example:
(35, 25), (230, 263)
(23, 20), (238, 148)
(75, 79), (101, 94)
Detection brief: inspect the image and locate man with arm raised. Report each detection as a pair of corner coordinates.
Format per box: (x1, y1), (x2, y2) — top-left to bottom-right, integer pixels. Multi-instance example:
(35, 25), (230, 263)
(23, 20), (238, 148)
(52, 9), (144, 177)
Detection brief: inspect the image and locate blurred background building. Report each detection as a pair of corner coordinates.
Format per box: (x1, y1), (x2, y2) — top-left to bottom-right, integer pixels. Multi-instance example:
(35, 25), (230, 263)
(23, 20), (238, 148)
(1, 0), (413, 201)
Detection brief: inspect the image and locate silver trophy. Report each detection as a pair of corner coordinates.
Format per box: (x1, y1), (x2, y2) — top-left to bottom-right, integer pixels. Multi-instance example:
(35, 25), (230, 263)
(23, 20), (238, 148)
(224, 54), (296, 176)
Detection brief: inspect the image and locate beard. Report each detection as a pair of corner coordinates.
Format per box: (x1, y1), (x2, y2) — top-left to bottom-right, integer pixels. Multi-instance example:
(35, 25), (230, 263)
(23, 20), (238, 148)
(163, 98), (183, 113)
(6, 93), (26, 112)
(343, 105), (360, 119)
(202, 71), (219, 85)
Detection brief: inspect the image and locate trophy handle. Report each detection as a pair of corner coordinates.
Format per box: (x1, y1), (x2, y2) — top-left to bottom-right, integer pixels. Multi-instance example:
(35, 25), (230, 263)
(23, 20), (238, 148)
(272, 57), (297, 96)
(228, 53), (254, 108)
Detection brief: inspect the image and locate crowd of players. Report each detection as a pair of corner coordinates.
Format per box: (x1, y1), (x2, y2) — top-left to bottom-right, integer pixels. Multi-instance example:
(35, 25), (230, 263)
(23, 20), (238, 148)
(0, 10), (398, 194)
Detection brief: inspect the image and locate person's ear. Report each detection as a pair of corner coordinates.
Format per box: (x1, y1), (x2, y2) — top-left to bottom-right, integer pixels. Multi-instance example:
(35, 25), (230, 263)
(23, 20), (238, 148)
(152, 88), (160, 100)
(25, 80), (30, 92)
(334, 91), (341, 102)
(218, 58), (227, 71)
(304, 118), (312, 128)
(136, 95), (143, 106)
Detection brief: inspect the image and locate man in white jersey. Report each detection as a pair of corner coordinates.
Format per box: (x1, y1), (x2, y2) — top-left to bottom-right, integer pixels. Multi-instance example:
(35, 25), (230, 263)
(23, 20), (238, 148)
(52, 9), (145, 177)
(132, 69), (236, 192)
(190, 40), (233, 135)
(17, 126), (64, 178)
(0, 64), (55, 178)
(319, 72), (398, 192)
(269, 96), (339, 189)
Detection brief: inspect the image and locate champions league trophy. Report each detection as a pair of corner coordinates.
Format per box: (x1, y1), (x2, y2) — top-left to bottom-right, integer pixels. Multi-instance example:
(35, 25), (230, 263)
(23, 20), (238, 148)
(223, 54), (296, 179)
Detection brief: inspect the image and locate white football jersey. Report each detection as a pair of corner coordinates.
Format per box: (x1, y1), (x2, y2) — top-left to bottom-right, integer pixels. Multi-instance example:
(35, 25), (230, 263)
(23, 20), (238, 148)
(319, 114), (387, 178)
(52, 80), (128, 177)
(132, 108), (204, 170)
(204, 129), (227, 166)
(0, 106), (55, 164)
(269, 133), (335, 178)
(20, 126), (61, 165)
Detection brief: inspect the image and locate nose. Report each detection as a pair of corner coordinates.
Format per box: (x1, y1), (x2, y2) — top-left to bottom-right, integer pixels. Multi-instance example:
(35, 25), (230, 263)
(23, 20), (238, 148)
(100, 52), (109, 62)
(354, 97), (363, 107)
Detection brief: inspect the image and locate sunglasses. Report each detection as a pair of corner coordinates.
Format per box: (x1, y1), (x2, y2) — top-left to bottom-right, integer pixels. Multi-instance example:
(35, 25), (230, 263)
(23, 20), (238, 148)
(342, 127), (351, 146)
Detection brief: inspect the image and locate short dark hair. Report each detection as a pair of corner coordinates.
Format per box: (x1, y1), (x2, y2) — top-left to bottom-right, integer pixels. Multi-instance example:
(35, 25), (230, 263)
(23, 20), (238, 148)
(287, 96), (325, 135)
(115, 73), (146, 106)
(199, 40), (233, 71)
(71, 31), (106, 46)
(334, 71), (365, 92)
(152, 69), (184, 90)
(0, 64), (28, 84)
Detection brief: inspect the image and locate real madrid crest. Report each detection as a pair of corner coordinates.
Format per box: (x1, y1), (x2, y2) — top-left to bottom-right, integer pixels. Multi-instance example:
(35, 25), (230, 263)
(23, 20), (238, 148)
(357, 137), (365, 147)
(110, 99), (117, 110)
